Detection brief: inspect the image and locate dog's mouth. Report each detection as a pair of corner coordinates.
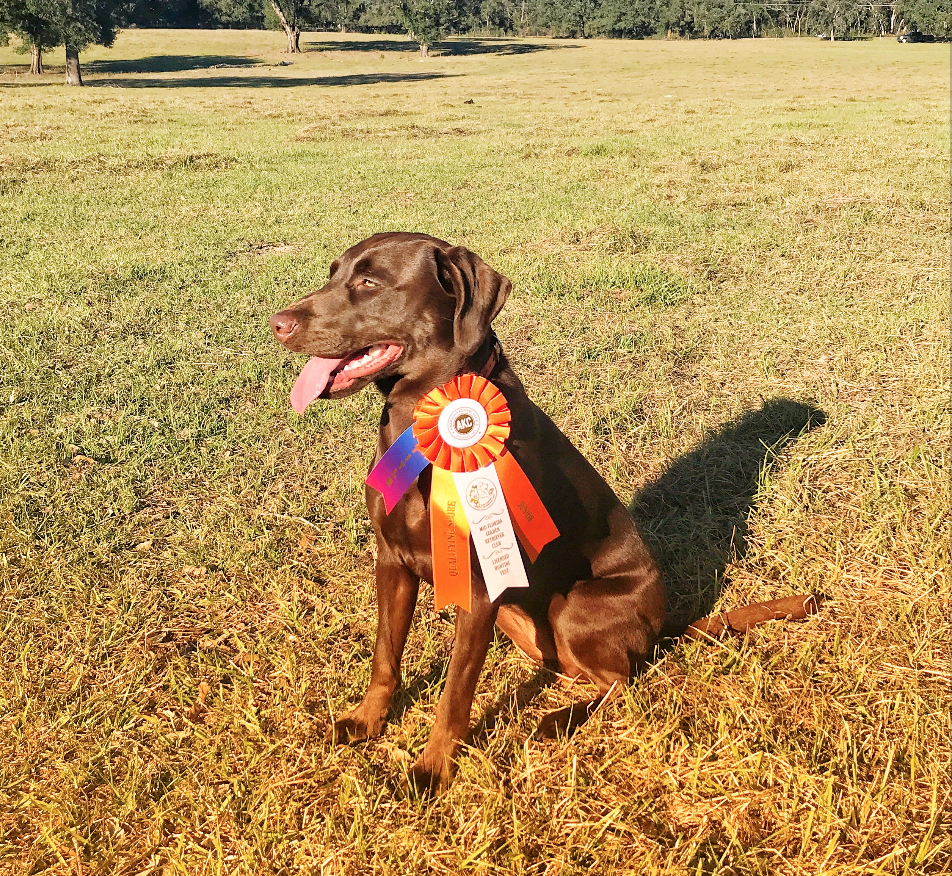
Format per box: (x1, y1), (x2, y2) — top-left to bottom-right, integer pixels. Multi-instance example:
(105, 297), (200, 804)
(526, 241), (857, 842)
(289, 343), (404, 414)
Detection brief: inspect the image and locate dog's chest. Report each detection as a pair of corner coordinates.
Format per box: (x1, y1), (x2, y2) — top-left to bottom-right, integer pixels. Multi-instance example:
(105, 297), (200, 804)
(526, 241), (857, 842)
(374, 485), (435, 581)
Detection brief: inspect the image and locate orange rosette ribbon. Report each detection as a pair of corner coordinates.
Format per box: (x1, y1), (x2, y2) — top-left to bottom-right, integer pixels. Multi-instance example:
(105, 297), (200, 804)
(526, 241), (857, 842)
(412, 374), (559, 613)
(412, 374), (511, 472)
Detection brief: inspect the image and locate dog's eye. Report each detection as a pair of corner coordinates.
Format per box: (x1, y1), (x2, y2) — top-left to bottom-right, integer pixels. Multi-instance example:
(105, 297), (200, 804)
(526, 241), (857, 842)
(358, 278), (379, 289)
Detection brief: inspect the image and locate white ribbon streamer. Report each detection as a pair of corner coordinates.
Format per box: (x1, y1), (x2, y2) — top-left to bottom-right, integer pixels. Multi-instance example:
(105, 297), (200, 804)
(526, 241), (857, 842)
(452, 463), (530, 602)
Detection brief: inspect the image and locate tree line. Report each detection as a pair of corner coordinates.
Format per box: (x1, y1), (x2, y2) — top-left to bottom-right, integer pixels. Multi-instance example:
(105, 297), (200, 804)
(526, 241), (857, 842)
(2, 0), (948, 84)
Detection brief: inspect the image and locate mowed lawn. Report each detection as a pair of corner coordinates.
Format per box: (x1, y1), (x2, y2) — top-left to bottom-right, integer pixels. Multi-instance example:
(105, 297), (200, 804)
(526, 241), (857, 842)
(0, 29), (948, 875)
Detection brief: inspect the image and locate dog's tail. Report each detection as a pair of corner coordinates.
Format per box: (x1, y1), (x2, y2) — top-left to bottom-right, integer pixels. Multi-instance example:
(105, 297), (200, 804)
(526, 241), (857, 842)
(661, 594), (820, 641)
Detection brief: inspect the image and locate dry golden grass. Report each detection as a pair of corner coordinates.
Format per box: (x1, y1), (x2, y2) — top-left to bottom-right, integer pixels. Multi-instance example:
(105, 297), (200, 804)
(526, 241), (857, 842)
(0, 29), (948, 875)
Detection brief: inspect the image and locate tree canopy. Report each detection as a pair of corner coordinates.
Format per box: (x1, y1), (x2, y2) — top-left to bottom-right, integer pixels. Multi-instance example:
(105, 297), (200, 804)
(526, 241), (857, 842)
(0, 0), (126, 81)
(0, 0), (62, 72)
(398, 0), (464, 53)
(197, 0), (368, 50)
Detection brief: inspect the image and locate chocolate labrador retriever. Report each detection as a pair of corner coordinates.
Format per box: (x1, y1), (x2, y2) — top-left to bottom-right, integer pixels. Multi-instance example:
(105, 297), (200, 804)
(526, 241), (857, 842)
(270, 232), (666, 793)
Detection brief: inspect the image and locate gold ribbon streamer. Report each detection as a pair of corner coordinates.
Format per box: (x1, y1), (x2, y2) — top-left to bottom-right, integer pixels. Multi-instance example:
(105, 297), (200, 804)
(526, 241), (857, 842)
(429, 467), (471, 612)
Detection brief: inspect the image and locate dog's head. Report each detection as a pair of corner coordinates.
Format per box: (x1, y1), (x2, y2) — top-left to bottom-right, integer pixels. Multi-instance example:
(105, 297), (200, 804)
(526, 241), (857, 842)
(270, 232), (510, 411)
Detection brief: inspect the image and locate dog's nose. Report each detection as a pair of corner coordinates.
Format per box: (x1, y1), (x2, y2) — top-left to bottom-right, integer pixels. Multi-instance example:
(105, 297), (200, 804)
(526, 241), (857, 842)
(270, 311), (299, 342)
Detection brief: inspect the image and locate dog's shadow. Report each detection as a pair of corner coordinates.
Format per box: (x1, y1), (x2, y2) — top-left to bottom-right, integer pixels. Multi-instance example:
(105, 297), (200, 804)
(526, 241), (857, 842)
(630, 397), (825, 623)
(397, 397), (825, 728)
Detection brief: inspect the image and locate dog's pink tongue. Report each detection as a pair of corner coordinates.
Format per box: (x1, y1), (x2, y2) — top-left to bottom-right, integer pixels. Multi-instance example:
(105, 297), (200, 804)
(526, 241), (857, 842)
(290, 356), (344, 414)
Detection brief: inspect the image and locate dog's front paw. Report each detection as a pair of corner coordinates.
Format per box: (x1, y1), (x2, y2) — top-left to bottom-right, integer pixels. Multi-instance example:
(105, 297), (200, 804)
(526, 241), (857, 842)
(327, 709), (385, 745)
(407, 755), (453, 796)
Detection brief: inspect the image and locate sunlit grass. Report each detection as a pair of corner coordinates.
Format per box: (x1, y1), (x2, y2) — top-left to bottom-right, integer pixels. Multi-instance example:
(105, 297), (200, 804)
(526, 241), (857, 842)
(0, 30), (948, 875)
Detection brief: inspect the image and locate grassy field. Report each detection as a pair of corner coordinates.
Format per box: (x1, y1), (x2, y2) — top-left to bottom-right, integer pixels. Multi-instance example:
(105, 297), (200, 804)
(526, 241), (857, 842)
(0, 29), (949, 875)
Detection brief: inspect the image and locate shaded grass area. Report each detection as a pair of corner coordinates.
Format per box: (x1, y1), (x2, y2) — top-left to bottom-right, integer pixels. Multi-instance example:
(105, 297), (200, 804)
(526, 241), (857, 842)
(89, 71), (455, 89)
(86, 54), (264, 74)
(0, 29), (949, 875)
(302, 38), (574, 55)
(632, 399), (828, 620)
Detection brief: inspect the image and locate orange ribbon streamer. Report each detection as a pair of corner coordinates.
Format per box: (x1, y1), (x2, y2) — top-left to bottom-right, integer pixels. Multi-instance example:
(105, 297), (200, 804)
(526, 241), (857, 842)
(493, 450), (559, 563)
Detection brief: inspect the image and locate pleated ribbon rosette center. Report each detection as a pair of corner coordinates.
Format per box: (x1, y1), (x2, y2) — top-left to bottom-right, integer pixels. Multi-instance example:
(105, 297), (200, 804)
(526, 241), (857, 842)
(365, 374), (559, 613)
(412, 374), (510, 472)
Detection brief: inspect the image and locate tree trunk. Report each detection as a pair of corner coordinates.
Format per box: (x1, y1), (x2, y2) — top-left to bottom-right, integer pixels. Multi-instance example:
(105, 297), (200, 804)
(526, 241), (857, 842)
(270, 0), (301, 53)
(419, 42), (429, 58)
(65, 44), (83, 86)
(30, 43), (43, 75)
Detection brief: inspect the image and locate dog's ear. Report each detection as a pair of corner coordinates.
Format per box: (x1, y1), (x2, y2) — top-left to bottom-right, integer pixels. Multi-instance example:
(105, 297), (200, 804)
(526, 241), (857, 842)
(434, 246), (511, 356)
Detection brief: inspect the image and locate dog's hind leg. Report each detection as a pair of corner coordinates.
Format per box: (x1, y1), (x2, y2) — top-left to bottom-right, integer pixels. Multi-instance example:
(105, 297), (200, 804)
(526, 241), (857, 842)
(535, 684), (624, 739)
(536, 572), (661, 738)
(330, 557), (419, 744)
(495, 604), (559, 666)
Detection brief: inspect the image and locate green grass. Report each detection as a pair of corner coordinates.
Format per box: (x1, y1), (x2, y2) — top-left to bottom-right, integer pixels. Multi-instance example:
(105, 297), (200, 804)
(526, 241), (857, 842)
(1, 29), (949, 875)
